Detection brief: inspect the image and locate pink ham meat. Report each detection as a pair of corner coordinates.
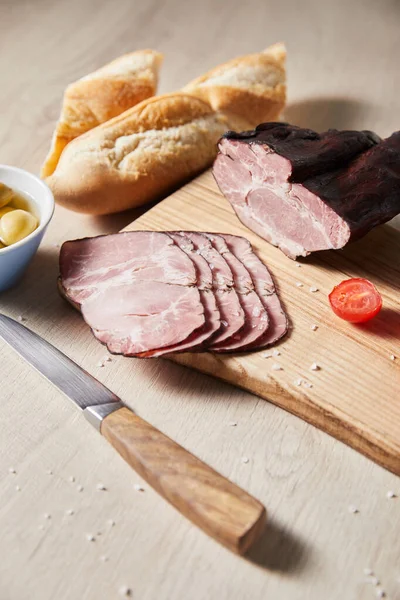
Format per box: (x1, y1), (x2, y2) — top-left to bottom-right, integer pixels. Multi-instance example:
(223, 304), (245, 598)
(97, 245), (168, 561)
(221, 234), (288, 345)
(213, 123), (399, 259)
(181, 232), (246, 346)
(205, 234), (270, 352)
(59, 231), (205, 355)
(139, 233), (221, 356)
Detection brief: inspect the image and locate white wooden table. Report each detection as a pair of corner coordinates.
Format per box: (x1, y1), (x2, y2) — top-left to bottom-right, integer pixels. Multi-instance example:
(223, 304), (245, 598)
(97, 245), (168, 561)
(1, 1), (399, 598)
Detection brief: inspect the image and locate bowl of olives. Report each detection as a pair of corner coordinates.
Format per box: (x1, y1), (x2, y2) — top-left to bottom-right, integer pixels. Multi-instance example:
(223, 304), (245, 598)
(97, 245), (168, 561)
(0, 165), (54, 292)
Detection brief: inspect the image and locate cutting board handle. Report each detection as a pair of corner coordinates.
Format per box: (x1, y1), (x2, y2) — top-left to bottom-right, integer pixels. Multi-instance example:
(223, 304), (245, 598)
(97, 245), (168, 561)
(101, 406), (266, 554)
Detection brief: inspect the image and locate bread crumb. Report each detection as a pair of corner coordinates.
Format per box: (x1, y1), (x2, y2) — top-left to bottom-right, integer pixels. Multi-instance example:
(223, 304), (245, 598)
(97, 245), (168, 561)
(294, 378), (303, 386)
(100, 555), (109, 562)
(15, 485), (21, 492)
(86, 534), (95, 542)
(348, 505), (359, 514)
(107, 519), (116, 527)
(134, 484), (145, 492)
(375, 589), (385, 598)
(390, 354), (396, 360)
(310, 324), (318, 331)
(77, 485), (84, 492)
(17, 315), (26, 322)
(295, 282), (303, 288)
(386, 490), (396, 498)
(69, 476), (75, 483)
(310, 363), (320, 371)
(66, 509), (74, 516)
(303, 381), (313, 389)
(309, 286), (319, 293)
(363, 568), (373, 576)
(261, 352), (272, 358)
(44, 513), (51, 520)
(119, 586), (132, 597)
(241, 457), (249, 464)
(97, 361), (104, 368)
(96, 483), (107, 491)
(272, 349), (281, 357)
(8, 467), (16, 474)
(228, 421), (237, 427)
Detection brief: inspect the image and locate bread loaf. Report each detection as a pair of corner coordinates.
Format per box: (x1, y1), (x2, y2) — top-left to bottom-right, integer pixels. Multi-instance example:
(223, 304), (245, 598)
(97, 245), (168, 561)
(41, 49), (163, 178)
(46, 43), (286, 215)
(182, 42), (286, 127)
(47, 94), (230, 215)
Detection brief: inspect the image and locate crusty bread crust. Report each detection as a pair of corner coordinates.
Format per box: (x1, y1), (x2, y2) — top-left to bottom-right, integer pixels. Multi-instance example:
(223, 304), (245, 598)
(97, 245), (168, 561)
(46, 44), (287, 215)
(47, 94), (230, 215)
(41, 50), (163, 178)
(182, 43), (286, 127)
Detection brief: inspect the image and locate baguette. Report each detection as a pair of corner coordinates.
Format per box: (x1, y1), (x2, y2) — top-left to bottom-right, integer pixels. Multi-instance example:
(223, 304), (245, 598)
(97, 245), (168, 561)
(47, 94), (230, 215)
(182, 42), (286, 127)
(41, 49), (163, 178)
(46, 43), (286, 215)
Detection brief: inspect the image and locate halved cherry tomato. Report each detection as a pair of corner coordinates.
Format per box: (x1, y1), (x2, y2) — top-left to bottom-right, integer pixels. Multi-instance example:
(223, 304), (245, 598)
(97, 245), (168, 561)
(328, 278), (382, 323)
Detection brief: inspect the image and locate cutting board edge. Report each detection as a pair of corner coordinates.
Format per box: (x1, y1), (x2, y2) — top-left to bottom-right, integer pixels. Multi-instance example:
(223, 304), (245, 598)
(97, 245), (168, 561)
(169, 354), (400, 477)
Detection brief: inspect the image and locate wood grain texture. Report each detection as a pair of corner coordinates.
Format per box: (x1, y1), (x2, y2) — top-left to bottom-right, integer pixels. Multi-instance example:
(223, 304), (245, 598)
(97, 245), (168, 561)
(125, 170), (400, 475)
(101, 407), (266, 554)
(1, 1), (400, 599)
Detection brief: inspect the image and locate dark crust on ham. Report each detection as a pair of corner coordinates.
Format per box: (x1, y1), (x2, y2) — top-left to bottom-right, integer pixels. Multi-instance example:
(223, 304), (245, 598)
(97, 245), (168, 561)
(222, 122), (380, 181)
(214, 123), (400, 258)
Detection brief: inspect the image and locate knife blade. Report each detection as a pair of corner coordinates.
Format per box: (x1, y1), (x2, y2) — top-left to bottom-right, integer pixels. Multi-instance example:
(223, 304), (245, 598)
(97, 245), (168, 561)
(0, 314), (266, 554)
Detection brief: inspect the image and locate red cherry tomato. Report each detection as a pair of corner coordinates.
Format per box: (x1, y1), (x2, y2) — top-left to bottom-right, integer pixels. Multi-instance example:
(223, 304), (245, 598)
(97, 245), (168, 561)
(328, 278), (382, 323)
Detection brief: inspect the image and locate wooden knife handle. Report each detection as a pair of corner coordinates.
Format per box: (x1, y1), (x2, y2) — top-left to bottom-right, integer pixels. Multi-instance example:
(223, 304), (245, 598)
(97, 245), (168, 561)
(101, 407), (266, 554)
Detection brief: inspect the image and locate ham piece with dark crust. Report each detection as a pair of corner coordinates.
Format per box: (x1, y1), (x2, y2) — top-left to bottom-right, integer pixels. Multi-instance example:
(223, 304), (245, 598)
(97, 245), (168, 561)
(213, 123), (400, 259)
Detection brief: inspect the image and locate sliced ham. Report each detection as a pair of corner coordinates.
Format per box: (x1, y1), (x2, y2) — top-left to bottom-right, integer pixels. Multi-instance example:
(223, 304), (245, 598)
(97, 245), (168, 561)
(59, 230), (289, 357)
(213, 123), (400, 259)
(59, 231), (205, 355)
(205, 233), (270, 352)
(221, 234), (288, 345)
(138, 232), (221, 356)
(179, 231), (246, 346)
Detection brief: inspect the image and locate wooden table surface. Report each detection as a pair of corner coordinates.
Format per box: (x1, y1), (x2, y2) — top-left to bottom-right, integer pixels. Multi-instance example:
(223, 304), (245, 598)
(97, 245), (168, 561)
(1, 1), (399, 598)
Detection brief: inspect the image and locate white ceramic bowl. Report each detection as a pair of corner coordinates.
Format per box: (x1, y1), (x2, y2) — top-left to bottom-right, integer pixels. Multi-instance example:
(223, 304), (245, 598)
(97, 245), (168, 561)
(0, 165), (54, 293)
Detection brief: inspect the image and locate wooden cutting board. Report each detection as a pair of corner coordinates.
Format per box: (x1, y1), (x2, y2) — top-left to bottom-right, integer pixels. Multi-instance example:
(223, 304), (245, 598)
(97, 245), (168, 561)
(125, 170), (400, 476)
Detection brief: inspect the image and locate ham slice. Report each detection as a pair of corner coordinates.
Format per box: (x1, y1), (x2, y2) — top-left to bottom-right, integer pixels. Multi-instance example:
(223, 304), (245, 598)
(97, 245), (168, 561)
(221, 234), (288, 345)
(181, 231), (246, 346)
(59, 231), (205, 355)
(205, 233), (270, 352)
(138, 232), (221, 356)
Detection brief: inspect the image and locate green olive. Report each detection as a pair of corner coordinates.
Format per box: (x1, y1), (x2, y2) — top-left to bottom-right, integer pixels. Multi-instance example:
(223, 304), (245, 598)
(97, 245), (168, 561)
(0, 209), (38, 246)
(0, 183), (14, 209)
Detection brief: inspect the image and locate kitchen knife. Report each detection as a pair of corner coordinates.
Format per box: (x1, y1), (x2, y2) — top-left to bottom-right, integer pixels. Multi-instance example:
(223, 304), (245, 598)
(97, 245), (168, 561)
(0, 314), (266, 554)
